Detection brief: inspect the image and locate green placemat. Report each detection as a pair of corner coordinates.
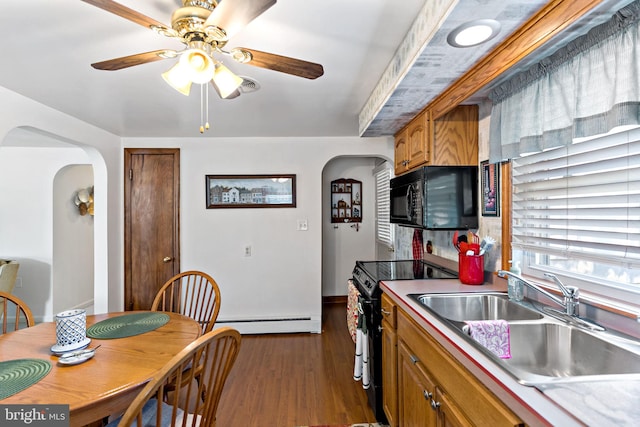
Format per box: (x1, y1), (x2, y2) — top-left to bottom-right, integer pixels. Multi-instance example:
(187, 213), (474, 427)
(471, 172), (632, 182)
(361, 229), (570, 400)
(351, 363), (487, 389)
(87, 312), (170, 339)
(0, 359), (52, 400)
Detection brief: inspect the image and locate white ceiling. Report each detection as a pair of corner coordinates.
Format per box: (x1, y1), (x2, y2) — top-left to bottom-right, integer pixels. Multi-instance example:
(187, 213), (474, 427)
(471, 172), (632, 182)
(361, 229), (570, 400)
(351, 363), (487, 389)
(0, 0), (633, 138)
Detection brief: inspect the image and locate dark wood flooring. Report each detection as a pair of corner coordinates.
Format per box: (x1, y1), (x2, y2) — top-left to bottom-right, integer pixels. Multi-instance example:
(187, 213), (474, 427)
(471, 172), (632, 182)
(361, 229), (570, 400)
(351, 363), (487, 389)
(215, 302), (377, 426)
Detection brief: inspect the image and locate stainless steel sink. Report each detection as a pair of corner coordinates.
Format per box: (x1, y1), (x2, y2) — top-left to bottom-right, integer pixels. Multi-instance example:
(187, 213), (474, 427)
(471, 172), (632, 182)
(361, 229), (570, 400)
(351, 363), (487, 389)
(409, 292), (543, 321)
(408, 292), (640, 385)
(504, 322), (640, 384)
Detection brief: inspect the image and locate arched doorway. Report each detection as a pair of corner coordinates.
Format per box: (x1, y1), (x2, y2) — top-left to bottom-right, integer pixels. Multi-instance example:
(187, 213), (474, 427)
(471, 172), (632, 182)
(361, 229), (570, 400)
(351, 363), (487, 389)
(0, 126), (108, 320)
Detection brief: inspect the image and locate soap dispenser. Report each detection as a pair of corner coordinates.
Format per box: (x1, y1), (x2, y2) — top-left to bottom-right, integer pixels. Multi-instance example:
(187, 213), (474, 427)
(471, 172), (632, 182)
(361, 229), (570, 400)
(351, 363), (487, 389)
(507, 260), (523, 301)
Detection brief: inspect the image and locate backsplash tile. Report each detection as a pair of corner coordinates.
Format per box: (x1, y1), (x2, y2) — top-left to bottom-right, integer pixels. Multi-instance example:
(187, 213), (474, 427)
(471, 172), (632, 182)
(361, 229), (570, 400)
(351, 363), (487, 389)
(394, 225), (502, 276)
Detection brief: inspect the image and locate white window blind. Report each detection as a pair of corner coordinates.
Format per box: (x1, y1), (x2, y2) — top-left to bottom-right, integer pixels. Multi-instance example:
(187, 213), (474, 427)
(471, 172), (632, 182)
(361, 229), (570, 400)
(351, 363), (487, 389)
(375, 166), (393, 248)
(512, 128), (640, 277)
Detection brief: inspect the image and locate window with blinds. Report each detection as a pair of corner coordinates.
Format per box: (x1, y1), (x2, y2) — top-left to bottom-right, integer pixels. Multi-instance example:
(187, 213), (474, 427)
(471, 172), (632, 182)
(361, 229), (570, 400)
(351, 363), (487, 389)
(512, 126), (640, 296)
(375, 166), (393, 248)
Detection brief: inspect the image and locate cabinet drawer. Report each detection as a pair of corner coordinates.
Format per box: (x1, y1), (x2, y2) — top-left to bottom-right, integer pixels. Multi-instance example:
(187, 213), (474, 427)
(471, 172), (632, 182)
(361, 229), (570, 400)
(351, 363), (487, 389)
(397, 309), (523, 427)
(381, 293), (397, 329)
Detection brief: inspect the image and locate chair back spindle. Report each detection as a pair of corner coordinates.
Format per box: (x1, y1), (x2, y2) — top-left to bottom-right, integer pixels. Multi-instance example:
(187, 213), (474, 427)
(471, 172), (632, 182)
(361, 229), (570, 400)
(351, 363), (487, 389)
(0, 291), (35, 334)
(152, 271), (221, 334)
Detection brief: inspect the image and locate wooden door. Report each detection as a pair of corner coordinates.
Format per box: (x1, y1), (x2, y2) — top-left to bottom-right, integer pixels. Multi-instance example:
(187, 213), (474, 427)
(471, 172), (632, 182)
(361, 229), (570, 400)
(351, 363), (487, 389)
(124, 148), (180, 311)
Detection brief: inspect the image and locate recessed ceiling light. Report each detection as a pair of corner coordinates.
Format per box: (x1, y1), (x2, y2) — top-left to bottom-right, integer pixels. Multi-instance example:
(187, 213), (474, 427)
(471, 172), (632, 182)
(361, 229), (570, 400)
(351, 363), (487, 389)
(447, 19), (501, 48)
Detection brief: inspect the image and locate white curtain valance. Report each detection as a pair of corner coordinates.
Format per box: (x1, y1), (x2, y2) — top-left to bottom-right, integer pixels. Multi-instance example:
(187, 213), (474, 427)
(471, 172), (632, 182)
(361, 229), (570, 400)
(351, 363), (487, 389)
(489, 0), (640, 163)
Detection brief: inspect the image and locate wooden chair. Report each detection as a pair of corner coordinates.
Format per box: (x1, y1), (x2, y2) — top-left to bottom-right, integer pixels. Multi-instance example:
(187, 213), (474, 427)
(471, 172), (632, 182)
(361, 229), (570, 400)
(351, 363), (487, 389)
(0, 260), (20, 293)
(114, 327), (241, 427)
(151, 271), (221, 335)
(0, 291), (35, 333)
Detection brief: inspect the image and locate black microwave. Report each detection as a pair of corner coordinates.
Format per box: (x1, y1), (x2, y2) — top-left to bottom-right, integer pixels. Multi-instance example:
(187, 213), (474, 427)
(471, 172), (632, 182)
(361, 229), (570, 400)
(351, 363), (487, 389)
(390, 166), (478, 230)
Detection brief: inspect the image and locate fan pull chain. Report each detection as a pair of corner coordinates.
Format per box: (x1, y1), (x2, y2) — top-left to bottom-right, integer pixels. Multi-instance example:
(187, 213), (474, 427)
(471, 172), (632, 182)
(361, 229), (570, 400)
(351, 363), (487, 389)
(200, 84), (204, 133)
(199, 84), (211, 134)
(205, 83), (210, 131)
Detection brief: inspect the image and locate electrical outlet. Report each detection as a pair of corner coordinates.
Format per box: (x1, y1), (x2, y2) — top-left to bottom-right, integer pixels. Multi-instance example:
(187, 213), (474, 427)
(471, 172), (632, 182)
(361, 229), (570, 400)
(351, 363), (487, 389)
(15, 277), (23, 288)
(297, 219), (308, 231)
(244, 245), (252, 257)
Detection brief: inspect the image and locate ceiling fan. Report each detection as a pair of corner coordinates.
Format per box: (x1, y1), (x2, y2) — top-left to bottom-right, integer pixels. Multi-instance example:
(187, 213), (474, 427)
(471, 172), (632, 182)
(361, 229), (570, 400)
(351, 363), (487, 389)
(82, 0), (324, 102)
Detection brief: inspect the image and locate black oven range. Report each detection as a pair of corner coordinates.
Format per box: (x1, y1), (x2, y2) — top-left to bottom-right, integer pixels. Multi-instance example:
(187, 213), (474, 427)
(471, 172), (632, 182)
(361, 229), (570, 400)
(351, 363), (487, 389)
(351, 259), (458, 423)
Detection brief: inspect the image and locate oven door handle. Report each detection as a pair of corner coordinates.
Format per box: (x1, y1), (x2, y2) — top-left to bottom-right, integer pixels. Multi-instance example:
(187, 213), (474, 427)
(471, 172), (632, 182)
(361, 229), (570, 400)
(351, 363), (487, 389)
(357, 300), (373, 313)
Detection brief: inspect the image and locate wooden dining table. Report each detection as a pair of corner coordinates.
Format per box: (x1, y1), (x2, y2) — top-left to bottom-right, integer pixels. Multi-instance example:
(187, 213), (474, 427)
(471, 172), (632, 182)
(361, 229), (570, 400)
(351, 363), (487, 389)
(0, 311), (201, 427)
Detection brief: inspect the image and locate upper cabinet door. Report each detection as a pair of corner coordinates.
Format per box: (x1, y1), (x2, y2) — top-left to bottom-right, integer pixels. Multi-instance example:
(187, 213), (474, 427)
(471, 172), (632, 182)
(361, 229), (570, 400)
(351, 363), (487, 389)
(394, 128), (409, 175)
(407, 110), (431, 169)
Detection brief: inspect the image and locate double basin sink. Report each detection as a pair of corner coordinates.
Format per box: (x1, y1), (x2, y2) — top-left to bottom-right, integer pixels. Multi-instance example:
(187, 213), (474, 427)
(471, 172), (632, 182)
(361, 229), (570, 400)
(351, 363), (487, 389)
(409, 292), (640, 385)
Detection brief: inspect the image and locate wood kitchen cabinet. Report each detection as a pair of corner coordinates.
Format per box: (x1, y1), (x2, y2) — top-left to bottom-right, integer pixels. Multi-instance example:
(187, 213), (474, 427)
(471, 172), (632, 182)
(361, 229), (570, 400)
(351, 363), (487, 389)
(394, 105), (478, 175)
(398, 340), (439, 427)
(385, 296), (523, 427)
(433, 105), (478, 166)
(381, 293), (398, 426)
(394, 110), (430, 175)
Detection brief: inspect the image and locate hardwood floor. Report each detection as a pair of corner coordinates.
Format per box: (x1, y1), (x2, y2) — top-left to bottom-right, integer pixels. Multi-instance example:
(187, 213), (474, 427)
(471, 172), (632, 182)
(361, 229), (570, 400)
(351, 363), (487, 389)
(215, 302), (377, 426)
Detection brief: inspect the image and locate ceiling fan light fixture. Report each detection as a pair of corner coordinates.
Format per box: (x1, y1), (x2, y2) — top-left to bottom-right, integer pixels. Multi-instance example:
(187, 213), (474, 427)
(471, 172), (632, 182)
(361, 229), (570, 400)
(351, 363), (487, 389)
(211, 63), (244, 98)
(162, 62), (193, 96)
(180, 48), (216, 84)
(447, 19), (501, 48)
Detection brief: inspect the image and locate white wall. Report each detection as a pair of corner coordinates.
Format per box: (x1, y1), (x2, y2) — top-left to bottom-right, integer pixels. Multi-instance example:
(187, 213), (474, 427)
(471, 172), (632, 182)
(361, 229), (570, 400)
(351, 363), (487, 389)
(0, 145), (94, 320)
(0, 87), (121, 319)
(322, 157), (381, 297)
(124, 137), (393, 333)
(53, 165), (94, 315)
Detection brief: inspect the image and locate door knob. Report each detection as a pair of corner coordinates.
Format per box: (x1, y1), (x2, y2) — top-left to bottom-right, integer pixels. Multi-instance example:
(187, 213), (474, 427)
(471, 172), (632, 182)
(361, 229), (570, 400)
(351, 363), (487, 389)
(163, 257), (173, 263)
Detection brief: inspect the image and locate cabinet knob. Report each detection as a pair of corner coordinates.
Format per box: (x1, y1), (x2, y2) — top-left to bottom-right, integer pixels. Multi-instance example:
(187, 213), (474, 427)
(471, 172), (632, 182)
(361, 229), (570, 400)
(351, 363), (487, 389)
(163, 256), (173, 263)
(430, 399), (441, 410)
(381, 308), (391, 316)
(423, 390), (432, 400)
(410, 354), (419, 364)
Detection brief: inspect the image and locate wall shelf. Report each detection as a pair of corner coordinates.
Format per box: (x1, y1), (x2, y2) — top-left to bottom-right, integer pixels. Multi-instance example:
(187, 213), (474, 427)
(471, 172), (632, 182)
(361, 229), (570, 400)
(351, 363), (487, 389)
(331, 178), (362, 223)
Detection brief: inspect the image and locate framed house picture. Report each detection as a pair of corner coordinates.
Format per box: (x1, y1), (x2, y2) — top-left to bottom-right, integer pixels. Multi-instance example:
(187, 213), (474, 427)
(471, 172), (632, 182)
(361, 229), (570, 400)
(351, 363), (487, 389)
(206, 174), (296, 208)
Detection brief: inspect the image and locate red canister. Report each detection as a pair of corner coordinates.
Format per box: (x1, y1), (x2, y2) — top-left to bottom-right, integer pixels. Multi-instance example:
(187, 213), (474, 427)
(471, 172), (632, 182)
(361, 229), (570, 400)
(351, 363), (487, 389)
(458, 253), (485, 285)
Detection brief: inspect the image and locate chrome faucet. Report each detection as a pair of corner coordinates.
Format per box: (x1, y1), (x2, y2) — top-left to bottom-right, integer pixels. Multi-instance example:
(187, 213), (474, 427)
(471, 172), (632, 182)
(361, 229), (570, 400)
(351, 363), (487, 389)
(497, 270), (580, 316)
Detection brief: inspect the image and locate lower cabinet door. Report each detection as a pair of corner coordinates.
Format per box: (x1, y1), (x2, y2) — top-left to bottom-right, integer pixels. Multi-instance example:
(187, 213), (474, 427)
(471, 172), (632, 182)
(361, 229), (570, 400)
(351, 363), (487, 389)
(398, 341), (438, 427)
(437, 388), (473, 427)
(382, 321), (397, 426)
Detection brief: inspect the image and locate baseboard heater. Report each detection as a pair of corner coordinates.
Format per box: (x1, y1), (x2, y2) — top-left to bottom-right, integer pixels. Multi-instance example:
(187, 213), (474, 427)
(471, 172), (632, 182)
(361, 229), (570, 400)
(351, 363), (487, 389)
(216, 316), (319, 334)
(217, 317), (311, 323)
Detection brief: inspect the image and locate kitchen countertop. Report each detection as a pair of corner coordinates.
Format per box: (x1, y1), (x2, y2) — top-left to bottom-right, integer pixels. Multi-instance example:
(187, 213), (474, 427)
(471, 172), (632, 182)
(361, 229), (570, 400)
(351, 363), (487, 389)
(381, 278), (640, 427)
